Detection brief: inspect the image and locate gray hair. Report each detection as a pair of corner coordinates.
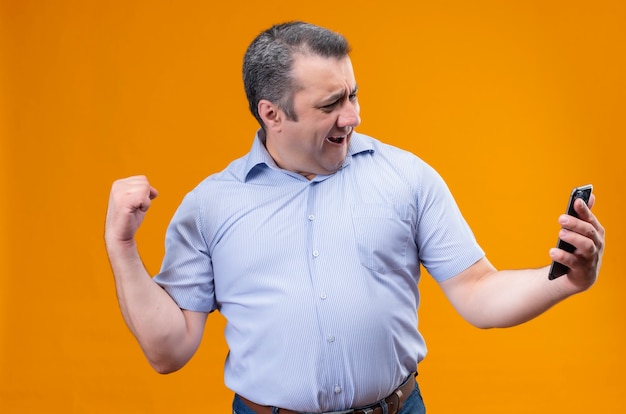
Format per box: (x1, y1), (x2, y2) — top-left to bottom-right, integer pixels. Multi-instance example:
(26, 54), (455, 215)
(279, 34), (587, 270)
(242, 21), (351, 128)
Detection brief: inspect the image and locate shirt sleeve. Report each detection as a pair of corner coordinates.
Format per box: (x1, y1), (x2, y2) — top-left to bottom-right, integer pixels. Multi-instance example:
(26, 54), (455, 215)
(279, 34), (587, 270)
(153, 190), (217, 313)
(415, 162), (485, 282)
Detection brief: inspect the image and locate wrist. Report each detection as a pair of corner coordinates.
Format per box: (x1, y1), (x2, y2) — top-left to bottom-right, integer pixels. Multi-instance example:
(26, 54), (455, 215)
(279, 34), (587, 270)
(105, 235), (139, 258)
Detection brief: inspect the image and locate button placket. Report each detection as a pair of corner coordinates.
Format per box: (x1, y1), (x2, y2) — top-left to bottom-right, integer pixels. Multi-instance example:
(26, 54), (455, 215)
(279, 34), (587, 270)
(307, 184), (343, 397)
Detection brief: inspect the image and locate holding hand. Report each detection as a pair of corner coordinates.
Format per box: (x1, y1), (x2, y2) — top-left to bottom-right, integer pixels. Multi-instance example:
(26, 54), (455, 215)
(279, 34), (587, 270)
(549, 194), (605, 292)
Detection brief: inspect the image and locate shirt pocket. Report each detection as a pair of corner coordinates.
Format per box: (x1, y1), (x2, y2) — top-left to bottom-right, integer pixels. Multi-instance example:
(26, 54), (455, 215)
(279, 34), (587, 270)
(351, 204), (411, 274)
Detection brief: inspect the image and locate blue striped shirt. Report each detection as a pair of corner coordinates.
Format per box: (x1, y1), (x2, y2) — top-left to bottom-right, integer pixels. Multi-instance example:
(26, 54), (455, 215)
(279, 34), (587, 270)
(154, 130), (484, 412)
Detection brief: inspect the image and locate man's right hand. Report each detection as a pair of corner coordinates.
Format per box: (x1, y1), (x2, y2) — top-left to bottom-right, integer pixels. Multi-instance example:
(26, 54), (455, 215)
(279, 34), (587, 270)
(105, 175), (158, 247)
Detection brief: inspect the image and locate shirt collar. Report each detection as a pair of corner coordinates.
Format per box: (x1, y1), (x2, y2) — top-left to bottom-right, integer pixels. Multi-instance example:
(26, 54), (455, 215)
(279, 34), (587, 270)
(243, 129), (374, 182)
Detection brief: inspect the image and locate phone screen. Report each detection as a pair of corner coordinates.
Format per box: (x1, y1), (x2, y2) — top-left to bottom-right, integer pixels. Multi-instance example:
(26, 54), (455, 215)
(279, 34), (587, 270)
(548, 184), (593, 280)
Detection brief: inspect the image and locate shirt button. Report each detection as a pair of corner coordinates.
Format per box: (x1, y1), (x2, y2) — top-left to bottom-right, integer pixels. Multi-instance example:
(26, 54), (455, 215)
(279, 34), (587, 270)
(320, 293), (327, 300)
(308, 214), (315, 221)
(327, 335), (335, 343)
(312, 250), (319, 257)
(334, 385), (342, 394)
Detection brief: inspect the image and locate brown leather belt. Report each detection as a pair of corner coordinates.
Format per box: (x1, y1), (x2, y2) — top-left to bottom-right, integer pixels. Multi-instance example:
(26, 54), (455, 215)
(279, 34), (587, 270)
(239, 374), (416, 414)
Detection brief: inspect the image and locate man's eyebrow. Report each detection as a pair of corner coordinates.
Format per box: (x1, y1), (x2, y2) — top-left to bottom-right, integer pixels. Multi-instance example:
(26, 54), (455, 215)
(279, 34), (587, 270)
(320, 84), (359, 106)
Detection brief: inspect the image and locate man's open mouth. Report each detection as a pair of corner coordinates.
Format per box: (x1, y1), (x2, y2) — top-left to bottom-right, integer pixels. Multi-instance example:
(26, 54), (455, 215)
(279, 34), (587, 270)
(326, 135), (346, 144)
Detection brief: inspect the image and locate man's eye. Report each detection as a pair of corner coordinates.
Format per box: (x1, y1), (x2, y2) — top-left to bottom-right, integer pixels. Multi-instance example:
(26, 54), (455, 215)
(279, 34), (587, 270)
(349, 93), (358, 101)
(321, 102), (338, 111)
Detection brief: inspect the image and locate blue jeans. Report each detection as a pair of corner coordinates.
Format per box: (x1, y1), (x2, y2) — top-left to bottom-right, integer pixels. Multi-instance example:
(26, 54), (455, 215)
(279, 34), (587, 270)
(232, 382), (426, 414)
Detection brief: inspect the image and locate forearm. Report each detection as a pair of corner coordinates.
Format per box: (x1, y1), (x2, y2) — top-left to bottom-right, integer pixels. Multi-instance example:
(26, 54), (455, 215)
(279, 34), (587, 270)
(106, 240), (204, 373)
(442, 260), (582, 329)
(469, 267), (569, 328)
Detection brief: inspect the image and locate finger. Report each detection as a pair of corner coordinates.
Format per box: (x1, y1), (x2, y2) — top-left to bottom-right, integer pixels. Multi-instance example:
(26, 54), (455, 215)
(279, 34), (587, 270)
(561, 196), (597, 229)
(573, 194), (605, 239)
(558, 217), (604, 264)
(134, 186), (155, 213)
(137, 183), (158, 211)
(128, 176), (158, 201)
(549, 247), (581, 270)
(587, 193), (596, 209)
(573, 196), (593, 219)
(550, 228), (597, 268)
(558, 228), (597, 256)
(558, 215), (602, 249)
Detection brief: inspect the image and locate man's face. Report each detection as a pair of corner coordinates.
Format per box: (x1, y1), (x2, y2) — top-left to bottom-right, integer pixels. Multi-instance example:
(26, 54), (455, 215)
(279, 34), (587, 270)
(264, 54), (361, 179)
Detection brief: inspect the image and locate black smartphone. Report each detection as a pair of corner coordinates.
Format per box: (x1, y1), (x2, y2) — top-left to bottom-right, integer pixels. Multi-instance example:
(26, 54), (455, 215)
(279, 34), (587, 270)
(548, 184), (593, 280)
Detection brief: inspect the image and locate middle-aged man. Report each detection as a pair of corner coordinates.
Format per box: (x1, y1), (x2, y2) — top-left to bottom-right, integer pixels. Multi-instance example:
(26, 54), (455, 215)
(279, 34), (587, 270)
(105, 21), (605, 414)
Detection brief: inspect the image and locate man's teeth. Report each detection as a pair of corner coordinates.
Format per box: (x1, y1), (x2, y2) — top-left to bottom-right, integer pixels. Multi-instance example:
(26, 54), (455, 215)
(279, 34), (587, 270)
(327, 136), (345, 143)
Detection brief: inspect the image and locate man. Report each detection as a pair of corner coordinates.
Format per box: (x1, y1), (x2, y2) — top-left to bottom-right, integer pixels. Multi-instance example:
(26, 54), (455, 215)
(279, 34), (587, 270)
(105, 22), (605, 414)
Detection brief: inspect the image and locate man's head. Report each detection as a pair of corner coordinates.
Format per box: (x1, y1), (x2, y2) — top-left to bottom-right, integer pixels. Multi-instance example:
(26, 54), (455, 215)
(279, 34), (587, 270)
(243, 21), (351, 128)
(243, 22), (360, 179)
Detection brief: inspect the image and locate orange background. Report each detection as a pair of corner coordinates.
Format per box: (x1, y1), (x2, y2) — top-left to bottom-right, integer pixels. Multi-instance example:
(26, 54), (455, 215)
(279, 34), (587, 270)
(1, 0), (624, 412)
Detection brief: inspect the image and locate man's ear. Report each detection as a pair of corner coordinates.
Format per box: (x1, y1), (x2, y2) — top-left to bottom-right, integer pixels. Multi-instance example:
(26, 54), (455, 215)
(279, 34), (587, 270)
(258, 100), (282, 132)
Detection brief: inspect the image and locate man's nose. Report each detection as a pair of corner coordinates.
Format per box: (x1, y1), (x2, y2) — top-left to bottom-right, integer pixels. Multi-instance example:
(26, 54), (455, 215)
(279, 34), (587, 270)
(338, 102), (361, 128)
